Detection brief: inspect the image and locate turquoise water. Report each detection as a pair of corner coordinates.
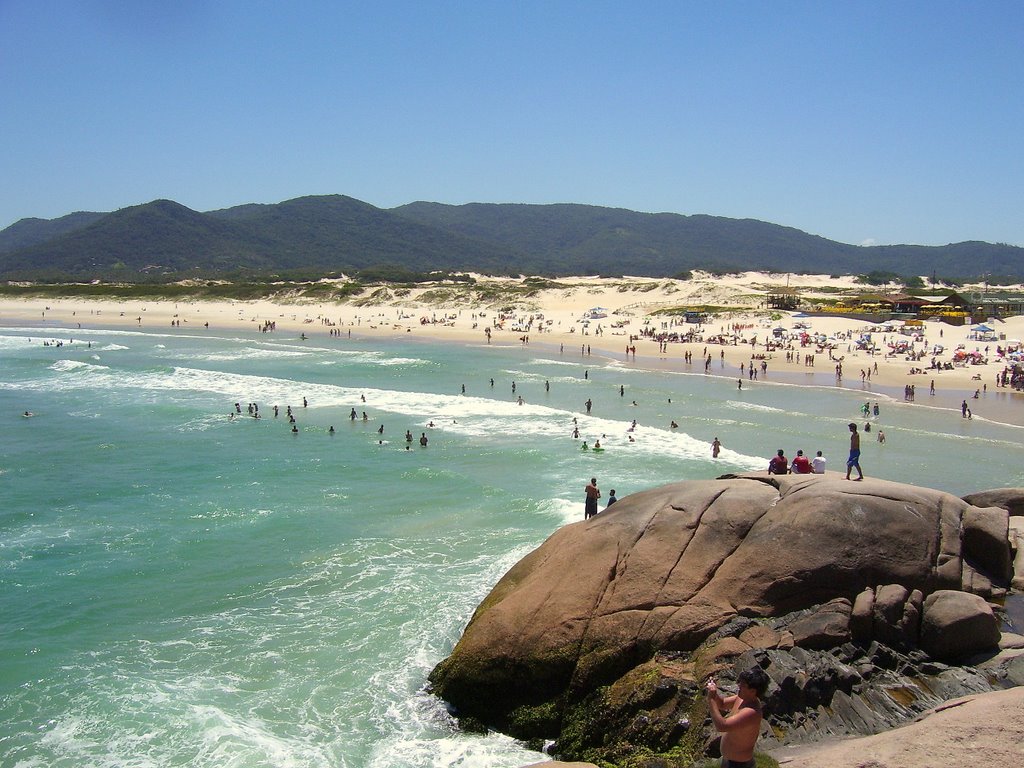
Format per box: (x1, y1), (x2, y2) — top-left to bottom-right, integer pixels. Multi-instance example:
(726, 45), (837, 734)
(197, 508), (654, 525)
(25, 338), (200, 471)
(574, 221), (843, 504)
(2, 324), (1023, 768)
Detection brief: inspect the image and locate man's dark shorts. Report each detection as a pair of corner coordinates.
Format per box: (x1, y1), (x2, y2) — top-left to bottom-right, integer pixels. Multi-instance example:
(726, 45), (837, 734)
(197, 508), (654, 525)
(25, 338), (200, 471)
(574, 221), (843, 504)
(721, 758), (755, 768)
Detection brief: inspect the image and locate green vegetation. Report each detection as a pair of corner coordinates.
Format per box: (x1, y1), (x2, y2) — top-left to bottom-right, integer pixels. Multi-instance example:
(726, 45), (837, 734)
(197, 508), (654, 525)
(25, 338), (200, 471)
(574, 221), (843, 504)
(416, 288), (459, 303)
(554, 661), (714, 768)
(0, 280), (365, 302)
(692, 754), (778, 768)
(5, 196), (1022, 281)
(649, 305), (739, 316)
(801, 284), (848, 294)
(522, 276), (566, 290)
(903, 275), (926, 289)
(506, 700), (561, 741)
(856, 270), (903, 286)
(352, 265), (476, 284)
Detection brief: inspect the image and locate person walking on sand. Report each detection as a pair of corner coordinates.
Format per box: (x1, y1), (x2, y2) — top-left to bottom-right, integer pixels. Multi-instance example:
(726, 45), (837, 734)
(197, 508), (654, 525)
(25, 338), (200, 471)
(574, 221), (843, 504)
(845, 422), (864, 480)
(584, 477), (601, 519)
(705, 667), (769, 768)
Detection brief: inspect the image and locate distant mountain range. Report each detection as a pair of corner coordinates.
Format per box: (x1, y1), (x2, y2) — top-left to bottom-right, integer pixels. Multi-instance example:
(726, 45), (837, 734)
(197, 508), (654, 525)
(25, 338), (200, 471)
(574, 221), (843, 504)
(1, 195), (1021, 281)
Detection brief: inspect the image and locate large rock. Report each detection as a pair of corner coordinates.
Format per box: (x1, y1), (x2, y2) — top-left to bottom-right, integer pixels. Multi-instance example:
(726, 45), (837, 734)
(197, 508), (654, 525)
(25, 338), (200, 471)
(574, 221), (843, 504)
(1010, 517), (1024, 590)
(769, 687), (1024, 768)
(920, 590), (1000, 661)
(872, 584), (910, 648)
(961, 506), (1012, 586)
(850, 587), (874, 641)
(429, 475), (1006, 731)
(962, 487), (1024, 516)
(789, 598), (852, 649)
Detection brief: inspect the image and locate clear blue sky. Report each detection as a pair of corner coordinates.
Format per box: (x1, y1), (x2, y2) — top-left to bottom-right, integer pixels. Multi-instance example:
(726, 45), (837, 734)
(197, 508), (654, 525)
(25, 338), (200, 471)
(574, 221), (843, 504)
(2, 0), (1022, 247)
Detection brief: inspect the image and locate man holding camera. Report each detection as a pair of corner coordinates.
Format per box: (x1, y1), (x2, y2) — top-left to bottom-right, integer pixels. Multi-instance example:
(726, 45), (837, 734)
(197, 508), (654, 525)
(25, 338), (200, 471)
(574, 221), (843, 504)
(705, 667), (769, 767)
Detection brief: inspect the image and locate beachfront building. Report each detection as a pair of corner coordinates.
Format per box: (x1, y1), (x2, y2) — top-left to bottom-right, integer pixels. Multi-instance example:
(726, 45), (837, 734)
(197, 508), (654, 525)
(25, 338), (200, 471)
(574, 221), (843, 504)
(967, 292), (1024, 320)
(815, 291), (973, 324)
(766, 286), (800, 311)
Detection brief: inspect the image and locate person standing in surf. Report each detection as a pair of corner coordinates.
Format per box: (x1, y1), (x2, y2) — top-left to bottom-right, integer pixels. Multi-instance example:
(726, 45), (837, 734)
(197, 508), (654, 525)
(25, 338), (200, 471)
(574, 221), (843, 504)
(584, 477), (601, 519)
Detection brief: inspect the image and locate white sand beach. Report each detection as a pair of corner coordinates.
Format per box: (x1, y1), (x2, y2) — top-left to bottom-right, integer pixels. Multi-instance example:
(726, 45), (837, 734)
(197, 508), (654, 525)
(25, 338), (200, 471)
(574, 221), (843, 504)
(4, 271), (1024, 425)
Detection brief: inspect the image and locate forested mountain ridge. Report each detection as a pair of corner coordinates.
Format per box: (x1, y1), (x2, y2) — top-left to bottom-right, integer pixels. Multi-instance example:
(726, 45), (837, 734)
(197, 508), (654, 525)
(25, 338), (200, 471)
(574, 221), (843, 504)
(0, 196), (519, 280)
(394, 201), (1024, 279)
(1, 195), (1020, 281)
(0, 211), (107, 254)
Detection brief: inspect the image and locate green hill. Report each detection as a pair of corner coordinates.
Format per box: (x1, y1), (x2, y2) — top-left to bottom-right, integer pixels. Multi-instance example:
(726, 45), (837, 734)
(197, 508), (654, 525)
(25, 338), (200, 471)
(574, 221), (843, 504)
(207, 195), (522, 275)
(393, 202), (857, 275)
(0, 211), (107, 254)
(0, 200), (271, 280)
(0, 196), (518, 281)
(392, 202), (1024, 279)
(1, 195), (1021, 281)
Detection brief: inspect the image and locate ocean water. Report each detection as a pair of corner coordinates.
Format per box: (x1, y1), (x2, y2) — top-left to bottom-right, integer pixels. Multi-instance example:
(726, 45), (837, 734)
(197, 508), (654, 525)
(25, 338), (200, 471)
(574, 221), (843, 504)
(2, 324), (1023, 768)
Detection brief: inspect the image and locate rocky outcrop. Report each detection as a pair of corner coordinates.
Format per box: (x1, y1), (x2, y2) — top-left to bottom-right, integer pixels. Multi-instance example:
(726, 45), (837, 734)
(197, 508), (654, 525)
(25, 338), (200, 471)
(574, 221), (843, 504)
(429, 475), (1019, 764)
(920, 590), (1001, 661)
(962, 488), (1024, 590)
(527, 688), (1024, 768)
(768, 687), (1024, 768)
(962, 487), (1024, 517)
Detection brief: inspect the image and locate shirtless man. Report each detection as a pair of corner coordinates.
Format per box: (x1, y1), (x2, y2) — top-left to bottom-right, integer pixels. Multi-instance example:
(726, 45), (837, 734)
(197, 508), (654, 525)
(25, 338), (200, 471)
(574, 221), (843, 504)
(845, 422), (864, 480)
(705, 667), (769, 768)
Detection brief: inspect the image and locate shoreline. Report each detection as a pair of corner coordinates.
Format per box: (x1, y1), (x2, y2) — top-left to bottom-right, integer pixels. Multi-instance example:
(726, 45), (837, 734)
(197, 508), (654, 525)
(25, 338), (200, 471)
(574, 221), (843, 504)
(4, 274), (1024, 427)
